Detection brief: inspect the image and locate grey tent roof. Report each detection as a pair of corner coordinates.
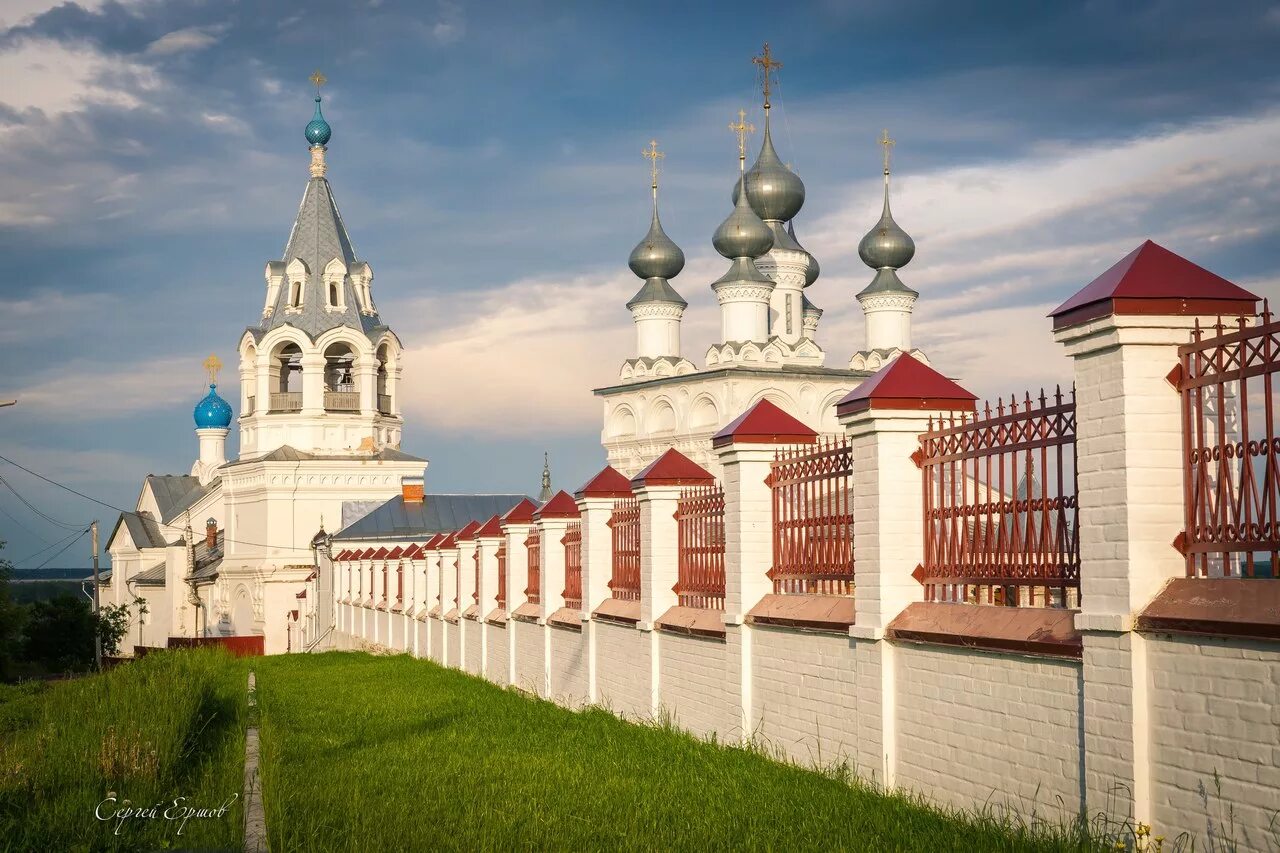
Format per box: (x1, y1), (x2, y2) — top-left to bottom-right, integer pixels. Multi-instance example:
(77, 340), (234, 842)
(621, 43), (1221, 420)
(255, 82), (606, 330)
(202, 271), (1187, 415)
(225, 445), (426, 467)
(261, 176), (384, 340)
(84, 568), (112, 585)
(109, 510), (174, 550)
(160, 479), (215, 525)
(145, 475), (200, 521)
(130, 563), (167, 587)
(333, 493), (530, 542)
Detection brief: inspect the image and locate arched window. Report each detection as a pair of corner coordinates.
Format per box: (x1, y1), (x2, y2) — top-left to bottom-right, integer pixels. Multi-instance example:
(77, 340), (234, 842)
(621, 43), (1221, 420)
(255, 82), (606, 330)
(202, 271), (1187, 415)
(289, 281), (302, 308)
(328, 282), (339, 307)
(323, 343), (358, 412)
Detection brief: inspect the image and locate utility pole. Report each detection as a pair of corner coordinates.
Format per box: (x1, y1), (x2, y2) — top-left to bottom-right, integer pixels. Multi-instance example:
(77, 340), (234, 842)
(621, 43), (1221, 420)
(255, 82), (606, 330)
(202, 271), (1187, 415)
(91, 520), (101, 670)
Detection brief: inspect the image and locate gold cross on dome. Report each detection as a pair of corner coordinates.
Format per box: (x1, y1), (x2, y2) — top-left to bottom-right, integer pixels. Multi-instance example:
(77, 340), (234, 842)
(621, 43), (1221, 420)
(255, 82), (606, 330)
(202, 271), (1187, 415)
(642, 139), (664, 193)
(729, 109), (755, 170)
(203, 354), (222, 385)
(309, 70), (327, 91)
(752, 43), (782, 109)
(879, 128), (895, 175)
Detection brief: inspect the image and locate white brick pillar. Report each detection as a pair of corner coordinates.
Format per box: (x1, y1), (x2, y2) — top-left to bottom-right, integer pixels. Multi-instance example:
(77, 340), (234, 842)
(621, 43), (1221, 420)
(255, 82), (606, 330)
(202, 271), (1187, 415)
(502, 519), (533, 687)
(635, 481), (680, 717)
(409, 555), (425, 657)
(1056, 313), (1225, 822)
(300, 352), (325, 416)
(837, 354), (977, 788)
(457, 537), (478, 666)
(476, 530), (501, 676)
(576, 465), (634, 704)
(425, 546), (443, 661)
(442, 547), (460, 618)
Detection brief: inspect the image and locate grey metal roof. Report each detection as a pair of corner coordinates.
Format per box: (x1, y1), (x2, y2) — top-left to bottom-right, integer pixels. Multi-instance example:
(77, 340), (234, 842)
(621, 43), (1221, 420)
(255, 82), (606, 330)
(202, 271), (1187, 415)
(131, 563), (167, 587)
(594, 364), (873, 396)
(225, 445), (426, 467)
(111, 510), (172, 550)
(160, 479), (214, 525)
(261, 176), (384, 341)
(84, 568), (112, 584)
(191, 530), (224, 581)
(626, 277), (687, 309)
(332, 493), (530, 542)
(145, 475), (200, 521)
(857, 267), (919, 299)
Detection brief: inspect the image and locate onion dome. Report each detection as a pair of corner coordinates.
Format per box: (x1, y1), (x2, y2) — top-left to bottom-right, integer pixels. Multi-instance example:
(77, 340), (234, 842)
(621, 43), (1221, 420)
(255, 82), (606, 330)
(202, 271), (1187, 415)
(788, 220), (820, 286)
(714, 177), (774, 260)
(628, 208), (685, 280)
(858, 183), (914, 271)
(734, 115), (805, 222)
(305, 96), (331, 147)
(193, 384), (233, 429)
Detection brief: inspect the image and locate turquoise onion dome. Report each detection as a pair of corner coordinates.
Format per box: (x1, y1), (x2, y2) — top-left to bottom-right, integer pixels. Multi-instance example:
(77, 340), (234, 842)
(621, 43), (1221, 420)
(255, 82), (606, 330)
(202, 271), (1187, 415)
(193, 384), (233, 429)
(305, 96), (331, 147)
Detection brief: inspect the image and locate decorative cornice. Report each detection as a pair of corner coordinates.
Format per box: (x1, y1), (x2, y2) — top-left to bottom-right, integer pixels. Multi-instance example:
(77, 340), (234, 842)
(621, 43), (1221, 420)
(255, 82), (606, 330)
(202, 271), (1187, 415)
(713, 284), (773, 304)
(631, 302), (685, 320)
(858, 292), (917, 311)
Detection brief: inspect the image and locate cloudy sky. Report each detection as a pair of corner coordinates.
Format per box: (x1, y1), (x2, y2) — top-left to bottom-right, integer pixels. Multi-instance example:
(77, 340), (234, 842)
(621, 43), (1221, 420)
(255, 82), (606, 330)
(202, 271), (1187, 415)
(0, 0), (1277, 569)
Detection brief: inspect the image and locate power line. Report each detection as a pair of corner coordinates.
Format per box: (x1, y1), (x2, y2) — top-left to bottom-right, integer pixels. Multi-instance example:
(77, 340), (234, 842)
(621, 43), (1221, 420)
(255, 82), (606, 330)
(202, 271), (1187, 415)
(0, 499), (50, 545)
(0, 453), (286, 551)
(10, 526), (91, 568)
(0, 475), (85, 531)
(26, 527), (90, 571)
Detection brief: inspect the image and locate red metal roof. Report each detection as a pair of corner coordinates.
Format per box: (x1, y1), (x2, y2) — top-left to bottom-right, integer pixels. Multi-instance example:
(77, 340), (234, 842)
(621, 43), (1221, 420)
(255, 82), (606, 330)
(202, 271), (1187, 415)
(371, 547), (390, 560)
(423, 533), (446, 549)
(711, 399), (818, 449)
(575, 464), (633, 499)
(836, 354), (977, 417)
(476, 514), (504, 538)
(630, 448), (715, 488)
(438, 532), (458, 549)
(501, 497), (540, 524)
(386, 546), (405, 560)
(456, 520), (482, 541)
(534, 490), (581, 519)
(360, 548), (377, 560)
(295, 589), (307, 599)
(1050, 240), (1257, 329)
(402, 544), (424, 559)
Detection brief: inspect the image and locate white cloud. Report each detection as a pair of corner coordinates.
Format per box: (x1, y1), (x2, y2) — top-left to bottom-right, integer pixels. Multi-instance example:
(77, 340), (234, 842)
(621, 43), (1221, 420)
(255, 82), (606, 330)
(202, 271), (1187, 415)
(0, 37), (158, 115)
(145, 25), (227, 56)
(0, 0), (114, 29)
(4, 355), (208, 417)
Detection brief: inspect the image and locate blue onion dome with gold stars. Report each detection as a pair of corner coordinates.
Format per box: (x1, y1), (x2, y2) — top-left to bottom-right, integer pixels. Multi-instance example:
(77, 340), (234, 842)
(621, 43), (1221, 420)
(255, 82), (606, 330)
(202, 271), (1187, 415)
(628, 207), (685, 281)
(194, 384), (233, 429)
(305, 96), (331, 147)
(715, 176), (774, 260)
(733, 115), (805, 223)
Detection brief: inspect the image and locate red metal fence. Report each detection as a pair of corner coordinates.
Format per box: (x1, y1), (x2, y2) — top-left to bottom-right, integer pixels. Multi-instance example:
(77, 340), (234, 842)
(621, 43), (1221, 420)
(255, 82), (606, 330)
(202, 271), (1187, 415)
(524, 529), (541, 605)
(1173, 310), (1280, 578)
(472, 549), (480, 605)
(608, 498), (641, 601)
(496, 542), (507, 609)
(767, 437), (855, 595)
(676, 485), (726, 609)
(562, 521), (583, 610)
(917, 387), (1080, 607)
(166, 635), (264, 657)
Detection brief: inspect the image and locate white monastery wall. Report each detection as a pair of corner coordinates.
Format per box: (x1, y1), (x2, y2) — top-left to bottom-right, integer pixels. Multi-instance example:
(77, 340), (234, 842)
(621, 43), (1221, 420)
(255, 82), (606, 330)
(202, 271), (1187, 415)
(486, 623), (509, 686)
(594, 620), (651, 719)
(446, 620), (462, 669)
(894, 644), (1084, 820)
(513, 621), (545, 697)
(657, 632), (731, 739)
(428, 617), (444, 664)
(1148, 635), (1280, 847)
(751, 626), (859, 768)
(463, 619), (482, 675)
(548, 626), (588, 706)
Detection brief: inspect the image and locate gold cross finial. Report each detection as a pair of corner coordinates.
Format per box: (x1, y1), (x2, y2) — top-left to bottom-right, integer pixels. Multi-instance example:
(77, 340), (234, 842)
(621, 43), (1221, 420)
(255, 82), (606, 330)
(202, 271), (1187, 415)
(879, 128), (895, 175)
(309, 70), (327, 91)
(642, 139), (664, 197)
(203, 354), (222, 385)
(752, 43), (783, 109)
(728, 109), (755, 171)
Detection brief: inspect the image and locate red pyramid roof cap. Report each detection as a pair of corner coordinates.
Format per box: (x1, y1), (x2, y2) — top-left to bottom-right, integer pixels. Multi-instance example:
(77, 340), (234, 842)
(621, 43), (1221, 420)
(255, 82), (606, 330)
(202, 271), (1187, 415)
(1051, 240), (1257, 329)
(476, 514), (504, 538)
(437, 531), (458, 549)
(836, 354), (977, 417)
(631, 448), (715, 488)
(534, 490), (581, 519)
(575, 465), (633, 499)
(456, 520), (482, 541)
(371, 547), (390, 560)
(501, 497), (539, 525)
(712, 399), (817, 449)
(402, 544), (424, 559)
(422, 533), (445, 549)
(386, 546), (405, 560)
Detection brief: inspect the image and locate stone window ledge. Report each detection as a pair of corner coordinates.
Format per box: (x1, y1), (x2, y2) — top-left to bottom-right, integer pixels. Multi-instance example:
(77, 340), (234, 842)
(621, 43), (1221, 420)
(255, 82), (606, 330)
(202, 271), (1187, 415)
(885, 602), (1082, 660)
(510, 602), (543, 624)
(746, 594), (854, 634)
(427, 605), (441, 619)
(655, 606), (726, 640)
(484, 608), (508, 627)
(592, 598), (640, 626)
(443, 608), (460, 625)
(462, 604), (479, 621)
(547, 607), (583, 631)
(1136, 578), (1280, 643)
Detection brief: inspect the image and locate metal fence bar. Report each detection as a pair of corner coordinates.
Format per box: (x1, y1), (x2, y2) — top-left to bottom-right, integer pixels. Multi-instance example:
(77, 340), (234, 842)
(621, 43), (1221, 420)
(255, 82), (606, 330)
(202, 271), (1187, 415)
(524, 529), (541, 605)
(918, 386), (1080, 607)
(496, 543), (507, 609)
(608, 498), (641, 601)
(1174, 306), (1280, 578)
(767, 437), (854, 595)
(675, 485), (726, 610)
(562, 521), (583, 610)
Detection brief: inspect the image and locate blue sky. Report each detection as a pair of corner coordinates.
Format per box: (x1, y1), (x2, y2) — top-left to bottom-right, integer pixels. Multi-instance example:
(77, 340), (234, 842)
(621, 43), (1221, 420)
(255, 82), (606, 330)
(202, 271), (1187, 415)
(0, 0), (1278, 569)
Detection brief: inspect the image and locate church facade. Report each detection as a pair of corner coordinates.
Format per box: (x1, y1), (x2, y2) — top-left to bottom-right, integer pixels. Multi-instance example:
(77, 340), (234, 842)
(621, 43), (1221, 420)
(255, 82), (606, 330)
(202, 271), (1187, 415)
(101, 90), (429, 655)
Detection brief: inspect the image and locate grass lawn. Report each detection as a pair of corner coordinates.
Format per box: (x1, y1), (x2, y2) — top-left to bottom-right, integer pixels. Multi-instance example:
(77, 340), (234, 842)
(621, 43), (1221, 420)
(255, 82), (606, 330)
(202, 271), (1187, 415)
(257, 652), (1099, 852)
(0, 649), (246, 852)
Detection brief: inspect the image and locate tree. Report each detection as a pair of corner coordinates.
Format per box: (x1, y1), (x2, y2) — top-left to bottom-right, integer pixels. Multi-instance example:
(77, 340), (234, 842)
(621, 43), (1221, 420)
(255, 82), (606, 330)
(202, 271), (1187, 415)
(97, 601), (139, 657)
(0, 540), (24, 682)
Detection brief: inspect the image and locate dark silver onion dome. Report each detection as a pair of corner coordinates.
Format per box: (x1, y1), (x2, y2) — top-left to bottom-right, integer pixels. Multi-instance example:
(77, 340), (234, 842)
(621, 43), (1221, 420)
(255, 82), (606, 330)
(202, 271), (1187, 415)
(714, 177), (774, 260)
(858, 186), (915, 271)
(628, 207), (685, 281)
(788, 220), (820, 286)
(734, 115), (805, 223)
